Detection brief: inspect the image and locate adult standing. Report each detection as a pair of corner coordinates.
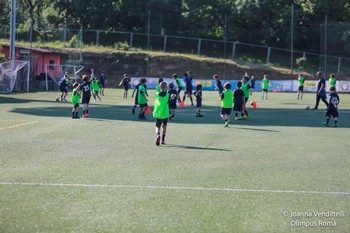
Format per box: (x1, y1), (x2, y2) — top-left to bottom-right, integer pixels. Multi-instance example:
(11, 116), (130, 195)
(312, 71), (328, 110)
(182, 71), (194, 105)
(99, 72), (106, 96)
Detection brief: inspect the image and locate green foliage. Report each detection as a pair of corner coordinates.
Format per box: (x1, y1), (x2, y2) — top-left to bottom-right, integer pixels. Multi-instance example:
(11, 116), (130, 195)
(114, 41), (129, 51)
(0, 52), (5, 62)
(296, 56), (307, 67)
(67, 35), (79, 48)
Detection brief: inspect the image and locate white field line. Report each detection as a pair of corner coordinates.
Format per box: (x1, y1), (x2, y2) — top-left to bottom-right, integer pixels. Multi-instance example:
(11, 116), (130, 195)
(0, 182), (350, 196)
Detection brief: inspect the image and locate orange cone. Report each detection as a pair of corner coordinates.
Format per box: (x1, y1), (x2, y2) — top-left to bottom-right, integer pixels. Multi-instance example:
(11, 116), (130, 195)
(180, 101), (185, 107)
(253, 101), (257, 109)
(145, 106), (151, 114)
(273, 90), (277, 94)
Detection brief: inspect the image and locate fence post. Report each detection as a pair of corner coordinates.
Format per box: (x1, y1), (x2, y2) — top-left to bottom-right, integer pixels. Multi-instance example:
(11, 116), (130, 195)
(337, 57), (341, 74)
(197, 38), (201, 56)
(266, 47), (271, 64)
(163, 35), (167, 52)
(130, 33), (133, 48)
(232, 42), (236, 59)
(63, 25), (67, 47)
(96, 30), (100, 46)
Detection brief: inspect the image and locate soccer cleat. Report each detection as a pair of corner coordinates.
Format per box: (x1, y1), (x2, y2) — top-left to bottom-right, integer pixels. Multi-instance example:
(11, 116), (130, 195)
(322, 122), (329, 127)
(195, 113), (200, 117)
(311, 108), (317, 110)
(85, 113), (89, 117)
(224, 121), (229, 127)
(132, 108), (135, 115)
(156, 135), (161, 146)
(333, 123), (338, 127)
(198, 114), (204, 117)
(243, 116), (248, 120)
(234, 117), (239, 120)
(161, 141), (165, 145)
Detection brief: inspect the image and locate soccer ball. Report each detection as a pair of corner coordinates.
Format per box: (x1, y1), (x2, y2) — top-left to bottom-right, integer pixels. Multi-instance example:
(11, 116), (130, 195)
(305, 105), (310, 110)
(55, 97), (60, 102)
(250, 101), (255, 106)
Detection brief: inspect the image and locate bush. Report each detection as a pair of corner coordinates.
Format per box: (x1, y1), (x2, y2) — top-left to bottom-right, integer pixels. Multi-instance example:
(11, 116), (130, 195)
(114, 41), (129, 50)
(67, 35), (79, 48)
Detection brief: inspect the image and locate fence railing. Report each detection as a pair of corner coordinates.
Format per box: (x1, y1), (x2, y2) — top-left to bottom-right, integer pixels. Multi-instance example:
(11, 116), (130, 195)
(2, 25), (350, 77)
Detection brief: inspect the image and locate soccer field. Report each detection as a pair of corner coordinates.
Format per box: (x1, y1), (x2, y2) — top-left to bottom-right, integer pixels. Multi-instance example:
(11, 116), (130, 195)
(0, 89), (349, 233)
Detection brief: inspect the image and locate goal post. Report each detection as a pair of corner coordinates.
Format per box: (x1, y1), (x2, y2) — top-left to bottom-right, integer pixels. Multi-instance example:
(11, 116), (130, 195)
(0, 60), (30, 93)
(44, 64), (84, 91)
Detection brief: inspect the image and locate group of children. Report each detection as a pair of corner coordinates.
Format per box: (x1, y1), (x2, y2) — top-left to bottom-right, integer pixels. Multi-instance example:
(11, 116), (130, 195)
(65, 69), (341, 146)
(69, 70), (103, 119)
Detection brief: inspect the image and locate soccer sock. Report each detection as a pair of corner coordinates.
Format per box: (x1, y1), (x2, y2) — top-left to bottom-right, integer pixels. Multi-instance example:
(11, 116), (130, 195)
(83, 110), (86, 115)
(86, 110), (89, 114)
(75, 112), (79, 117)
(72, 112), (75, 118)
(162, 135), (166, 141)
(326, 119), (330, 124)
(190, 97), (193, 104)
(334, 120), (338, 124)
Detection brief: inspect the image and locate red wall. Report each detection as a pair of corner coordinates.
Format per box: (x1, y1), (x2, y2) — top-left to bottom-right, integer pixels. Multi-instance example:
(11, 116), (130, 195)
(1, 45), (61, 77)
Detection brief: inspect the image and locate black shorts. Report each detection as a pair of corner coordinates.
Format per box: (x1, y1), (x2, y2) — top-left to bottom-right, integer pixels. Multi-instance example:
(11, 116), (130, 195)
(169, 102), (177, 109)
(73, 102), (79, 108)
(124, 85), (129, 91)
(233, 103), (243, 112)
(156, 118), (168, 127)
(185, 88), (193, 95)
(100, 82), (105, 88)
(139, 103), (148, 108)
(60, 86), (68, 93)
(82, 95), (91, 104)
(298, 86), (304, 92)
(196, 100), (202, 108)
(326, 109), (339, 118)
(221, 108), (232, 115)
(177, 86), (183, 94)
(263, 89), (268, 92)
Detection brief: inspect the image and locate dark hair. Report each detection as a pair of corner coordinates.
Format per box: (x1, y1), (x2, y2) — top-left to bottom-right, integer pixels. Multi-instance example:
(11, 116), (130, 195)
(169, 83), (174, 89)
(82, 75), (89, 82)
(73, 82), (79, 88)
(158, 78), (164, 83)
(224, 82), (231, 90)
(237, 81), (242, 88)
(329, 86), (336, 92)
(172, 73), (177, 78)
(196, 84), (202, 90)
(183, 73), (188, 77)
(140, 78), (147, 84)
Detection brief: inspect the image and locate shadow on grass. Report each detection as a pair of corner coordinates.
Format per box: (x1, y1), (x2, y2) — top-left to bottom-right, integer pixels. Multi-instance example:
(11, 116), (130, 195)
(7, 97), (350, 128)
(164, 144), (232, 152)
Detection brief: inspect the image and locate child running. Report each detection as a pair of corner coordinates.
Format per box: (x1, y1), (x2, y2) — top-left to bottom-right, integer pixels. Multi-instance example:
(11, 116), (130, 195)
(118, 74), (130, 98)
(138, 78), (148, 120)
(71, 82), (81, 119)
(168, 83), (180, 120)
(233, 81), (246, 120)
(80, 74), (92, 118)
(213, 74), (224, 96)
(153, 81), (170, 146)
(241, 76), (252, 119)
(220, 82), (233, 127)
(172, 73), (183, 103)
(58, 72), (71, 101)
(91, 77), (102, 102)
(323, 86), (340, 127)
(194, 84), (203, 117)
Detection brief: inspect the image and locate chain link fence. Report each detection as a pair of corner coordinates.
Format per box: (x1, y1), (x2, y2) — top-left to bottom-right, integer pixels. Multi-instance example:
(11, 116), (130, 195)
(1, 24), (350, 77)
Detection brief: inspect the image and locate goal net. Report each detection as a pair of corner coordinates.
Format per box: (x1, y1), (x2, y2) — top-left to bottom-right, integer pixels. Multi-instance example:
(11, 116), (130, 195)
(0, 60), (29, 93)
(44, 64), (84, 91)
